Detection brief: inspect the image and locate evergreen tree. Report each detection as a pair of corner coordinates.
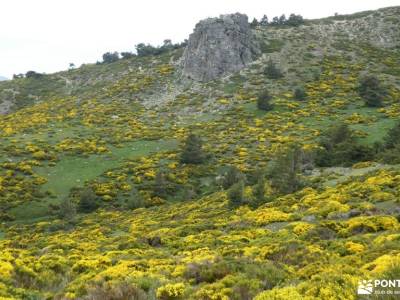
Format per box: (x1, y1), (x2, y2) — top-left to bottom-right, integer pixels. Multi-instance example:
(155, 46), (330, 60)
(315, 123), (374, 167)
(153, 170), (168, 198)
(253, 175), (267, 205)
(121, 52), (135, 59)
(271, 16), (280, 25)
(25, 71), (44, 79)
(383, 120), (400, 149)
(78, 187), (98, 213)
(250, 18), (259, 28)
(257, 90), (274, 111)
(222, 166), (243, 189)
(278, 14), (287, 25)
(379, 121), (400, 164)
(180, 134), (206, 164)
(260, 15), (269, 26)
(264, 59), (283, 79)
(294, 87), (307, 101)
(228, 180), (245, 207)
(102, 52), (119, 63)
(358, 75), (386, 107)
(267, 145), (304, 195)
(287, 14), (305, 26)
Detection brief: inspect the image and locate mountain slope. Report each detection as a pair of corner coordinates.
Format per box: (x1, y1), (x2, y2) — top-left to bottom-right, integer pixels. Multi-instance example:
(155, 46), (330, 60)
(0, 6), (399, 300)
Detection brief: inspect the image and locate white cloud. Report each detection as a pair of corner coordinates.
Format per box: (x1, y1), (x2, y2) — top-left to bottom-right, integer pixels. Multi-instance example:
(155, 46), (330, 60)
(1, 0), (399, 77)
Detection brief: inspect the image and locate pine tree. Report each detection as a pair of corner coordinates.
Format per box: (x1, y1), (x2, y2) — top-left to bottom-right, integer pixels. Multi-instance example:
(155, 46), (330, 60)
(228, 180), (245, 207)
(250, 18), (259, 28)
(78, 188), (98, 213)
(253, 175), (266, 205)
(153, 170), (168, 198)
(358, 75), (386, 107)
(102, 52), (119, 63)
(267, 145), (304, 195)
(180, 134), (206, 164)
(287, 14), (304, 27)
(260, 15), (269, 26)
(384, 120), (400, 149)
(294, 87), (307, 101)
(278, 14), (287, 25)
(264, 59), (283, 79)
(257, 90), (274, 111)
(222, 166), (243, 189)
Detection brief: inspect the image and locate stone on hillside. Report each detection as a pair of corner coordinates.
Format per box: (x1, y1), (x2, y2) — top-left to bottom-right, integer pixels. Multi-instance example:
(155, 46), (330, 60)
(182, 13), (260, 82)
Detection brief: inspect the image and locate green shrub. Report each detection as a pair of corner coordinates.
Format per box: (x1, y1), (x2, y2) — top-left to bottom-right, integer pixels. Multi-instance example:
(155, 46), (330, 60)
(184, 260), (231, 284)
(260, 39), (285, 53)
(125, 188), (145, 209)
(85, 280), (147, 300)
(379, 144), (400, 164)
(58, 198), (76, 220)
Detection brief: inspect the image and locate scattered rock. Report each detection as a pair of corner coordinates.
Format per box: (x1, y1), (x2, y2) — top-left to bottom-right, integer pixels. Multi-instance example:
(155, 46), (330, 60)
(147, 236), (162, 247)
(302, 215), (316, 222)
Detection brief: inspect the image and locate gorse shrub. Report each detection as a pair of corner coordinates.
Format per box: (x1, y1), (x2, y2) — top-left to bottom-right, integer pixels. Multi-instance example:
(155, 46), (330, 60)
(125, 188), (145, 209)
(58, 198), (76, 220)
(85, 280), (147, 300)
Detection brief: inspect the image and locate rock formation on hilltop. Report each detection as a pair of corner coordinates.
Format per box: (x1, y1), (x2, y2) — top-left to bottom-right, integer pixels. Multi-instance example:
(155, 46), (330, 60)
(182, 13), (260, 82)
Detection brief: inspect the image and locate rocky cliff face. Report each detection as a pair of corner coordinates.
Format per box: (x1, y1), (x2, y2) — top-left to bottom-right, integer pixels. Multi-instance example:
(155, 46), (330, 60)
(182, 13), (260, 82)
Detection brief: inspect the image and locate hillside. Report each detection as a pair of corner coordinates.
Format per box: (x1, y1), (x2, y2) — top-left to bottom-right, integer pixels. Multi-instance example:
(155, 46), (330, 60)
(0, 6), (400, 300)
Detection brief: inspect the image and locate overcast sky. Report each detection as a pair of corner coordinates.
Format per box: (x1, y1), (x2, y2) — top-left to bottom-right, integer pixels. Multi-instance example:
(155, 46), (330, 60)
(1, 0), (399, 78)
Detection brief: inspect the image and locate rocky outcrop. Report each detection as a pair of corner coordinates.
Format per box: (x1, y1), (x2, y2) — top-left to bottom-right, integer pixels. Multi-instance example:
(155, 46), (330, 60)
(182, 13), (260, 82)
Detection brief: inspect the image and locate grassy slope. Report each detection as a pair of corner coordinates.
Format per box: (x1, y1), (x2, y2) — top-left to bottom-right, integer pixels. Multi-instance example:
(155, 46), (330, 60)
(0, 6), (399, 300)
